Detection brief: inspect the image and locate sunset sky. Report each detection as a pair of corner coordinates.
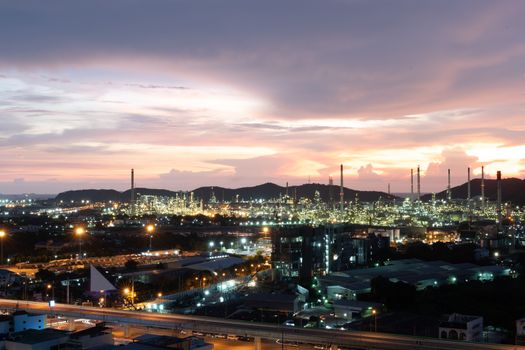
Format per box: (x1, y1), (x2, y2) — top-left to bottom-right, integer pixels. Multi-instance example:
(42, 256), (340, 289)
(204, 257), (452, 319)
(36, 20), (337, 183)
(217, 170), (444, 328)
(1, 1), (525, 194)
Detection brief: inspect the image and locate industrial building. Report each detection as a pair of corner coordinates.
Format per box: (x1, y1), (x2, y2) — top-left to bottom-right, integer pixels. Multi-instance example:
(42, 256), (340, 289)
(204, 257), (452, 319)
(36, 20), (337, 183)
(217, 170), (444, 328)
(271, 225), (391, 282)
(319, 259), (510, 301)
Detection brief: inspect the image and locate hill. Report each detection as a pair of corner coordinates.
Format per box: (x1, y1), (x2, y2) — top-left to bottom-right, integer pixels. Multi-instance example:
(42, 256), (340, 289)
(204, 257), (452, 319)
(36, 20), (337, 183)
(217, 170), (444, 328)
(421, 178), (525, 204)
(55, 183), (397, 203)
(55, 189), (121, 203)
(193, 182), (396, 203)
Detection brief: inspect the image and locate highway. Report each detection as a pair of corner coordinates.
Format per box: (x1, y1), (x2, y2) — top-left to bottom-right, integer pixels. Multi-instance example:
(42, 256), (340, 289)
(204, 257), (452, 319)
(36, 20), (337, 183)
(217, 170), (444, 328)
(0, 299), (522, 350)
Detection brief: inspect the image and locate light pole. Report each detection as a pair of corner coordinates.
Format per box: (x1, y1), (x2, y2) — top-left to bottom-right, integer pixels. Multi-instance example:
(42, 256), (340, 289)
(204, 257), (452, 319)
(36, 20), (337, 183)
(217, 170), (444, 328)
(47, 283), (55, 301)
(146, 224), (155, 252)
(124, 282), (135, 308)
(372, 309), (378, 332)
(0, 230), (5, 265)
(75, 227), (85, 259)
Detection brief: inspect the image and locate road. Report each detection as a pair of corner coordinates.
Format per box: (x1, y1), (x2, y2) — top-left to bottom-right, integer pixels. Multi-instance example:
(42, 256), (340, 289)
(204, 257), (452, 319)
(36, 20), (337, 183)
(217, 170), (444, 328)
(0, 299), (522, 350)
(111, 325), (310, 350)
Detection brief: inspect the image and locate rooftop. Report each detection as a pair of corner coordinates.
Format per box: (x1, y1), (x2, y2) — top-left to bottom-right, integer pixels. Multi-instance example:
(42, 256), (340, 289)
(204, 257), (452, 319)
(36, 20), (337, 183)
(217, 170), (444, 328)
(8, 329), (70, 345)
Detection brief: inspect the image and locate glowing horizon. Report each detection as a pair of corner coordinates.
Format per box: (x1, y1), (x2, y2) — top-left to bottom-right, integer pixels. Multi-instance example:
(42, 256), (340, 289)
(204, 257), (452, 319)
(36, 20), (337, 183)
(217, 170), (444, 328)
(0, 1), (524, 194)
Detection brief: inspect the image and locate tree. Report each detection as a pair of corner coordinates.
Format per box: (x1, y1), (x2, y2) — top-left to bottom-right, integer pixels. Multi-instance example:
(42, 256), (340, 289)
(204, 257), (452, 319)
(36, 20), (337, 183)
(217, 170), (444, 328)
(124, 259), (138, 271)
(35, 269), (56, 282)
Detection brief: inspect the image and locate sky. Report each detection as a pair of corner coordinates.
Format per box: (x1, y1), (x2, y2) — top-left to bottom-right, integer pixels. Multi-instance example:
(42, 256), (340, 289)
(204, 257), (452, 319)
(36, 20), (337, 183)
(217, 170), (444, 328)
(0, 0), (525, 194)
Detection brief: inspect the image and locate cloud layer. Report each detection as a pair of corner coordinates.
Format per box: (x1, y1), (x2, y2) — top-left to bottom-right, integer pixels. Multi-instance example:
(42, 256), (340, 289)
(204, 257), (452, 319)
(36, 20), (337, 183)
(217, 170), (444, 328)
(0, 1), (524, 193)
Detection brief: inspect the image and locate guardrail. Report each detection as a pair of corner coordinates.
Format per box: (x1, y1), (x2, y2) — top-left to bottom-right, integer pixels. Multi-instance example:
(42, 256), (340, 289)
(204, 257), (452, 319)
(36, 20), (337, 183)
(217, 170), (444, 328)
(0, 299), (522, 350)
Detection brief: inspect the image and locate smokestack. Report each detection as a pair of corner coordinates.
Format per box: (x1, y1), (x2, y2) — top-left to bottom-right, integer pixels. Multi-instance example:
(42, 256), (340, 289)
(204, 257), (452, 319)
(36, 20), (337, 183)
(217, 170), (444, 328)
(411, 168), (414, 199)
(447, 168), (451, 201)
(131, 168), (135, 216)
(417, 166), (421, 200)
(340, 164), (344, 213)
(467, 167), (471, 201)
(328, 176), (334, 208)
(497, 171), (502, 227)
(388, 183), (391, 196)
(481, 165), (485, 208)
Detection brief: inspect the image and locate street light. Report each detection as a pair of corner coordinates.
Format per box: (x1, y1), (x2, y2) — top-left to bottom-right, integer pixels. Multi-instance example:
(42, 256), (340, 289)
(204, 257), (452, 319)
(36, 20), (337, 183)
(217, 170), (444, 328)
(75, 227), (85, 259)
(146, 224), (155, 251)
(47, 283), (55, 301)
(123, 286), (135, 306)
(372, 309), (378, 332)
(0, 230), (5, 265)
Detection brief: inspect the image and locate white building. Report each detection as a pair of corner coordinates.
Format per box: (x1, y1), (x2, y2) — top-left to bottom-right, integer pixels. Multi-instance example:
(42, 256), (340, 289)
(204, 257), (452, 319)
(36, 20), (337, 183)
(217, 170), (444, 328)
(12, 311), (46, 333)
(0, 311), (46, 334)
(439, 313), (483, 341)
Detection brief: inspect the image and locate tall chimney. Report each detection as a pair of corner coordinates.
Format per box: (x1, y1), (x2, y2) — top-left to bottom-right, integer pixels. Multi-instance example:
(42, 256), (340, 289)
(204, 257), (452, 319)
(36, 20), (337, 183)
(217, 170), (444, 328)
(417, 166), (421, 200)
(467, 167), (471, 201)
(131, 168), (135, 216)
(481, 165), (485, 208)
(388, 183), (391, 196)
(447, 168), (451, 200)
(328, 176), (334, 208)
(497, 171), (502, 227)
(340, 164), (344, 214)
(411, 168), (414, 199)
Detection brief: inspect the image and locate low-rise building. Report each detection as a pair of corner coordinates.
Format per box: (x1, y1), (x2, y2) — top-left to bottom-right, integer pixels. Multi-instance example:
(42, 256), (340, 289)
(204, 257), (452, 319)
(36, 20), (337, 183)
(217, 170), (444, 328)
(5, 328), (70, 350)
(66, 324), (114, 349)
(0, 311), (47, 334)
(12, 312), (46, 333)
(332, 300), (383, 320)
(516, 317), (525, 345)
(0, 269), (20, 288)
(243, 293), (303, 314)
(439, 313), (483, 341)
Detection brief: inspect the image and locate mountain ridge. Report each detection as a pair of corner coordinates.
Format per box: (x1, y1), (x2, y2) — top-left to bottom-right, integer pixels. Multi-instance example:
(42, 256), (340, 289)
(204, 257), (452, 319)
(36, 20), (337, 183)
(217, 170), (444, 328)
(55, 182), (398, 203)
(53, 178), (525, 205)
(420, 177), (525, 204)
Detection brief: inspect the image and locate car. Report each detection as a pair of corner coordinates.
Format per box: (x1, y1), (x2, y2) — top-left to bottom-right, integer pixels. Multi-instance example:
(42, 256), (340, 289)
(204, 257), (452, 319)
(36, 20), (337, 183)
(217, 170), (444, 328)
(238, 336), (254, 342)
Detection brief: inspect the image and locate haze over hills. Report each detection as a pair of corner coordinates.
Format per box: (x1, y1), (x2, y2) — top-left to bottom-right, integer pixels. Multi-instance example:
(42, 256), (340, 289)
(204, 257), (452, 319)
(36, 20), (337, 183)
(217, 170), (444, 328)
(54, 182), (398, 203)
(0, 193), (55, 200)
